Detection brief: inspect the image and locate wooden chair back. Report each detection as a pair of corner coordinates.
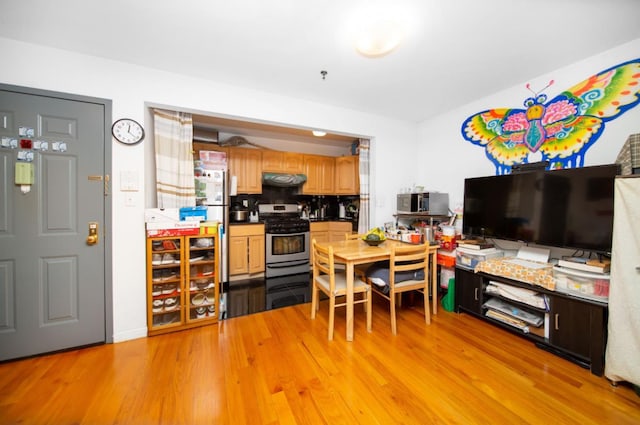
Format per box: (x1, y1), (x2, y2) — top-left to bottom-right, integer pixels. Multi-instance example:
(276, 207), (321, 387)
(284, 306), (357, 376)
(388, 243), (429, 289)
(369, 242), (431, 334)
(312, 239), (335, 290)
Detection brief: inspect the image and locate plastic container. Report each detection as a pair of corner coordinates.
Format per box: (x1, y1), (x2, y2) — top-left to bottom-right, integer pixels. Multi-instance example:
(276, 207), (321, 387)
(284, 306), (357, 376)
(440, 266), (455, 289)
(179, 206), (208, 221)
(437, 250), (456, 268)
(456, 247), (503, 270)
(553, 267), (610, 302)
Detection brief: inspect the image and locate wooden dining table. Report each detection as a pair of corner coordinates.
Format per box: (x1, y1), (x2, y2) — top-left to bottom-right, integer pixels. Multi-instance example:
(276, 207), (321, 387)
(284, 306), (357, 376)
(315, 238), (439, 341)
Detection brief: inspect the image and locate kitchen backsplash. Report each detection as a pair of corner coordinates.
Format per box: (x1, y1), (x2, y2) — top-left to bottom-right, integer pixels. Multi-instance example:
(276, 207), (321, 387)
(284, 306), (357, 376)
(231, 190), (359, 220)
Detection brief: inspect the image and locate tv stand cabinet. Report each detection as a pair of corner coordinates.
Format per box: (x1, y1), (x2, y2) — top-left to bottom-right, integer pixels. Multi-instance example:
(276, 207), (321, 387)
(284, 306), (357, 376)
(455, 267), (607, 376)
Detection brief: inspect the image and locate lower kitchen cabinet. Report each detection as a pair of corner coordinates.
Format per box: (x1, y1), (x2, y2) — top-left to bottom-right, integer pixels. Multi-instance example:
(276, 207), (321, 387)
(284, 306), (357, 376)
(146, 234), (219, 336)
(454, 266), (607, 375)
(310, 222), (329, 244)
(310, 221), (352, 244)
(229, 224), (265, 277)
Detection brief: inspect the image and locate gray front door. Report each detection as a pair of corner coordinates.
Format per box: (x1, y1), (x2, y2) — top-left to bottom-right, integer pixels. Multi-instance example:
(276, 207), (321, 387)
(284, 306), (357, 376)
(0, 85), (111, 361)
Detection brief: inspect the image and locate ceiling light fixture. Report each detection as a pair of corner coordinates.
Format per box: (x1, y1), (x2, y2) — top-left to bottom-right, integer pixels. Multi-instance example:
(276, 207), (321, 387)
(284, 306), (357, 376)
(355, 18), (404, 58)
(312, 130), (327, 137)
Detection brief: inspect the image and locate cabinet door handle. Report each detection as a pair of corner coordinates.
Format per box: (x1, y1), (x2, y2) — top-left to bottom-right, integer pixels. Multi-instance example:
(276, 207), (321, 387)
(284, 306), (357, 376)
(474, 288), (479, 301)
(554, 313), (560, 330)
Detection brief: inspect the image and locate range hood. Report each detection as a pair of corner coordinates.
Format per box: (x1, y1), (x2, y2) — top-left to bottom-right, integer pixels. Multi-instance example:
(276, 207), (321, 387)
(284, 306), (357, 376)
(262, 173), (307, 187)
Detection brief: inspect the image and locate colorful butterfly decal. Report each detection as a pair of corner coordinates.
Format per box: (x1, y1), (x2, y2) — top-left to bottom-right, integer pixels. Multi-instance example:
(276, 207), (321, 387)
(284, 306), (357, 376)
(461, 58), (640, 174)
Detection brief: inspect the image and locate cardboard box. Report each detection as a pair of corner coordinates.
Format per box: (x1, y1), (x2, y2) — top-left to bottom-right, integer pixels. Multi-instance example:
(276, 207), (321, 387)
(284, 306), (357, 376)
(144, 208), (179, 223)
(146, 227), (200, 237)
(200, 221), (219, 235)
(146, 221), (200, 230)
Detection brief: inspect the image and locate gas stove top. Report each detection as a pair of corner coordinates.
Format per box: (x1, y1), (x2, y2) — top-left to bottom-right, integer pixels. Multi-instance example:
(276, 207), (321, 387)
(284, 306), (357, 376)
(258, 204), (310, 233)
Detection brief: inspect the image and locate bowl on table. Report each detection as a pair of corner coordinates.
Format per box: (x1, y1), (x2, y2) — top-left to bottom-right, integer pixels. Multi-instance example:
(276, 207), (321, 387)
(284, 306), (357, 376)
(362, 236), (386, 246)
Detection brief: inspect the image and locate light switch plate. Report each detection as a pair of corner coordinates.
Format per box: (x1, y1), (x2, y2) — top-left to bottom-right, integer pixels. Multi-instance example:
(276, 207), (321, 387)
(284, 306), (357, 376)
(120, 170), (139, 191)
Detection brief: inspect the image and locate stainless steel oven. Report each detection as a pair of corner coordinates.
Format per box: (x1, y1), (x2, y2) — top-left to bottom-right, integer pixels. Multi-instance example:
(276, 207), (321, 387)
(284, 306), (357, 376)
(259, 204), (310, 278)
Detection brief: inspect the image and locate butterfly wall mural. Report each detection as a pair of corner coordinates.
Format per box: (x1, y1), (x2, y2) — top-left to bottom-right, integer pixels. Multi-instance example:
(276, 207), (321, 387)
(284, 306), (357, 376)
(461, 58), (640, 175)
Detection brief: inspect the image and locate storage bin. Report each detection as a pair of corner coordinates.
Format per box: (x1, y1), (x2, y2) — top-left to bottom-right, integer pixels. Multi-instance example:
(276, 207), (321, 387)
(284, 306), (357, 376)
(179, 206), (208, 222)
(437, 250), (456, 268)
(456, 247), (503, 270)
(439, 234), (457, 251)
(440, 266), (455, 289)
(553, 267), (610, 302)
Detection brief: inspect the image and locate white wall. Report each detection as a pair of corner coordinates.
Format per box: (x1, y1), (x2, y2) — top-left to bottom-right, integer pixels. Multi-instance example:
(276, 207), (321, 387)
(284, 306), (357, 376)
(0, 37), (417, 342)
(417, 38), (640, 213)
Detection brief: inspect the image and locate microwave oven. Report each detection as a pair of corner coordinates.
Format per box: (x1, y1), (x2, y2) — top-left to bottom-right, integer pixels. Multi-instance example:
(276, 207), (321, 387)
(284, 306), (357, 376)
(397, 192), (449, 215)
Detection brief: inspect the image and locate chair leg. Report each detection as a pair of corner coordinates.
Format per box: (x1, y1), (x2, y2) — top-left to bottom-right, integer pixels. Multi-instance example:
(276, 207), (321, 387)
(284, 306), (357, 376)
(311, 284), (318, 319)
(390, 290), (398, 335)
(423, 288), (431, 325)
(366, 288), (372, 332)
(432, 273), (438, 315)
(328, 295), (336, 341)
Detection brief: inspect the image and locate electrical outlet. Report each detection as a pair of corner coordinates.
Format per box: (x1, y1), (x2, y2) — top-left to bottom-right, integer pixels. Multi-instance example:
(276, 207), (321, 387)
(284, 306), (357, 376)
(242, 199), (248, 208)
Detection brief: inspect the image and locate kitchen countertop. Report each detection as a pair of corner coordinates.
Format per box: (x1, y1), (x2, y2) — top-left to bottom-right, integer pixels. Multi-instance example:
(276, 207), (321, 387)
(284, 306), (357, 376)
(307, 217), (355, 222)
(228, 218), (356, 225)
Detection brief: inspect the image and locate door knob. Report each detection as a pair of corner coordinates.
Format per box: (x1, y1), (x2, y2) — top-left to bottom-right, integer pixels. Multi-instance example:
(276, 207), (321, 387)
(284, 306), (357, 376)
(86, 221), (99, 245)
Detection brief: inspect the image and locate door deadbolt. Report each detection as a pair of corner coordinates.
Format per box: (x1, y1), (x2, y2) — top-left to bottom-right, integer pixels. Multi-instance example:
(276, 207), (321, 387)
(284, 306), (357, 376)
(86, 221), (99, 245)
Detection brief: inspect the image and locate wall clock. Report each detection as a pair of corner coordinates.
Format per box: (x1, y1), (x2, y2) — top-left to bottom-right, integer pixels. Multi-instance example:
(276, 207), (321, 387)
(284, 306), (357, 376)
(112, 118), (145, 145)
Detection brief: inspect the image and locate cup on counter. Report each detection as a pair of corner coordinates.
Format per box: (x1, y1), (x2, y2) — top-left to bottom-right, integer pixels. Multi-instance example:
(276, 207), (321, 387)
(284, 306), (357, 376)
(411, 233), (421, 244)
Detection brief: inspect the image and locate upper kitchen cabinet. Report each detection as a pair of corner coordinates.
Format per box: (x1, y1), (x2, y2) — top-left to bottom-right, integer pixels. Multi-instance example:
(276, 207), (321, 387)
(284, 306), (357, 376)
(192, 141), (227, 157)
(303, 154), (335, 195)
(262, 151), (304, 174)
(334, 155), (359, 195)
(228, 147), (262, 194)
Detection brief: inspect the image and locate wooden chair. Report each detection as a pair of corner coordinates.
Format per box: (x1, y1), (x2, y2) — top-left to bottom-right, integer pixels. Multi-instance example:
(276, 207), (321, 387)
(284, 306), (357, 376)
(370, 243), (431, 335)
(345, 233), (370, 278)
(311, 239), (372, 340)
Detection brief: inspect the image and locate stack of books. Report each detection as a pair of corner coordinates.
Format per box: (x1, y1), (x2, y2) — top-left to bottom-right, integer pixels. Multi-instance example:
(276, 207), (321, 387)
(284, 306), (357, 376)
(557, 257), (611, 274)
(457, 239), (495, 251)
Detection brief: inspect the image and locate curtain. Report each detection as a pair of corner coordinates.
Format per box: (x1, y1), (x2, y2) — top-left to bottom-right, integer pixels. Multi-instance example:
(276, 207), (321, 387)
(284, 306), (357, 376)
(358, 138), (370, 234)
(153, 109), (195, 208)
(605, 176), (640, 387)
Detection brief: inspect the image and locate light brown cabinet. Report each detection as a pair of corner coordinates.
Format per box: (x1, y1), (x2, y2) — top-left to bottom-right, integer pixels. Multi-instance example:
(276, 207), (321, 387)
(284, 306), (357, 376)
(334, 155), (359, 195)
(310, 222), (329, 244)
(228, 147), (262, 194)
(329, 221), (353, 241)
(261, 151), (304, 173)
(146, 234), (219, 336)
(310, 221), (352, 243)
(229, 224), (265, 277)
(303, 154), (335, 194)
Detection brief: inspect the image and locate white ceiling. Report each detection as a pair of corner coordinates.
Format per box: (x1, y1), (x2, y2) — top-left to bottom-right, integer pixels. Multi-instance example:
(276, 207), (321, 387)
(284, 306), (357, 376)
(2, 0), (640, 124)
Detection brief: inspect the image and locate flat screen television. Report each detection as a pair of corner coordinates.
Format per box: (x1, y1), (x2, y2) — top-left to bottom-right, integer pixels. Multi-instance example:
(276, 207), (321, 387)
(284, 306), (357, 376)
(462, 164), (619, 254)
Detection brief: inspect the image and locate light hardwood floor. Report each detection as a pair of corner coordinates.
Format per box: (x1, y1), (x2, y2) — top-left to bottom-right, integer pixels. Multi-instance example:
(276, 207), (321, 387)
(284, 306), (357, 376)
(1, 298), (639, 425)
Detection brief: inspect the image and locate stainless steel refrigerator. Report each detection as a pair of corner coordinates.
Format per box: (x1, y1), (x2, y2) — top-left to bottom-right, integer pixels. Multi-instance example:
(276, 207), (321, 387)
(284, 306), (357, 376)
(195, 152), (229, 287)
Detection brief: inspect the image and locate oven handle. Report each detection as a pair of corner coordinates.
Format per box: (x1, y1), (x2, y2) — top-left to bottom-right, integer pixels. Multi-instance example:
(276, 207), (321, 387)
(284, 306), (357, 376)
(266, 260), (310, 269)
